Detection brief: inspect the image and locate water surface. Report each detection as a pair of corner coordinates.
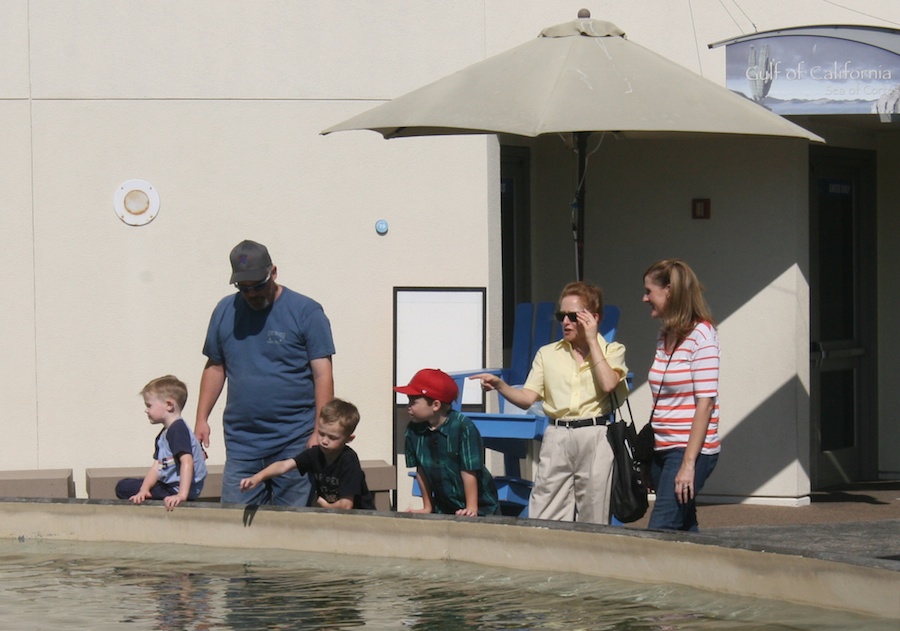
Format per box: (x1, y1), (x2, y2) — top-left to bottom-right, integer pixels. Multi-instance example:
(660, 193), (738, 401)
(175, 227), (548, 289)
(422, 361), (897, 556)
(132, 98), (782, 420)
(0, 539), (892, 630)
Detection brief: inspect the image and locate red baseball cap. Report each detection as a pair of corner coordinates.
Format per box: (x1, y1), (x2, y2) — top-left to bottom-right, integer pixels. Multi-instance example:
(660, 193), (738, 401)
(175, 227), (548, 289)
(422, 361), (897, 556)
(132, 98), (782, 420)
(394, 369), (459, 404)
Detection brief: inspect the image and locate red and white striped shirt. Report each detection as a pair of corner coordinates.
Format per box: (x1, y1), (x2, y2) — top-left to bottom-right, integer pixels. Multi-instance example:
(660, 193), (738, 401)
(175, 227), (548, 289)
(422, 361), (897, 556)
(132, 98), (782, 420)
(648, 321), (720, 454)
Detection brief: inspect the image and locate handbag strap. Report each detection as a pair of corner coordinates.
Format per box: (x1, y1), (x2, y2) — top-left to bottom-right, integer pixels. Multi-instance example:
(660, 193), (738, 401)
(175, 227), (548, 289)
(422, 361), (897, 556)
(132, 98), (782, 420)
(649, 335), (681, 423)
(609, 390), (634, 425)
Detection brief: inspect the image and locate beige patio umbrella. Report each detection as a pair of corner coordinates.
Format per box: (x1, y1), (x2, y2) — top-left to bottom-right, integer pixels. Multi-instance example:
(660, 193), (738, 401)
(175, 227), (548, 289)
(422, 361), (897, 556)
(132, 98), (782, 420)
(323, 10), (823, 279)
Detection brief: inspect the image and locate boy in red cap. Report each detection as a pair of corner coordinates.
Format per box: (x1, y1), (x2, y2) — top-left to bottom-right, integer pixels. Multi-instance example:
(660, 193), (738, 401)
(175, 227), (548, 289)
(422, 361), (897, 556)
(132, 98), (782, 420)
(395, 369), (499, 516)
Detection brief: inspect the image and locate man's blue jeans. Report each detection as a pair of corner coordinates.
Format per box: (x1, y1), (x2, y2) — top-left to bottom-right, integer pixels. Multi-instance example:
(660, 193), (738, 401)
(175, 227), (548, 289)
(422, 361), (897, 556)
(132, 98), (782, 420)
(648, 448), (718, 531)
(221, 437), (312, 506)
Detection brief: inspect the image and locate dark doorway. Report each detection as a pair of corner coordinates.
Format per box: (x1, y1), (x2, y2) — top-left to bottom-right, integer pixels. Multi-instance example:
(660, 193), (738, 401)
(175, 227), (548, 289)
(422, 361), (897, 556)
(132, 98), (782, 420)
(500, 146), (531, 354)
(809, 146), (878, 488)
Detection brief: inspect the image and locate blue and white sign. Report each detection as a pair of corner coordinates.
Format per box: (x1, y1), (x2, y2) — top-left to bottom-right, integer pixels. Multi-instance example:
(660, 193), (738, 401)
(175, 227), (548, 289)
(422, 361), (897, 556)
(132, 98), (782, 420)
(720, 26), (900, 116)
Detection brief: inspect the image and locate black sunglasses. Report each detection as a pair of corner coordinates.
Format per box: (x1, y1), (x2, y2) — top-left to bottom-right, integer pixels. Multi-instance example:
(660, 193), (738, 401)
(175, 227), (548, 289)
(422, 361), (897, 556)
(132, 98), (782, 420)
(555, 311), (579, 323)
(234, 272), (272, 293)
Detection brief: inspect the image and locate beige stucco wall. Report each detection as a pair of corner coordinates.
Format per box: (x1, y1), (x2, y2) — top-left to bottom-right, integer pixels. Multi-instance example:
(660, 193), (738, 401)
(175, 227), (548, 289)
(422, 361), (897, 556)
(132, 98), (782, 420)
(26, 100), (498, 473)
(1, 1), (898, 499)
(2, 2), (500, 494)
(0, 98), (37, 467)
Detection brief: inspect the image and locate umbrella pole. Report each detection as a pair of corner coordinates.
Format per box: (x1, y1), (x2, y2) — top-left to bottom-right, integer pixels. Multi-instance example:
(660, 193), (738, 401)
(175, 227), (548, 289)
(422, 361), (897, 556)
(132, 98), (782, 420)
(575, 131), (588, 282)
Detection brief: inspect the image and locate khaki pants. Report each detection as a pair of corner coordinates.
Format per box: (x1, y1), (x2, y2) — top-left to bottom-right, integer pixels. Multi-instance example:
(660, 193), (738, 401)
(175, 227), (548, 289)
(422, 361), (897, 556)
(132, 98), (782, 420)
(528, 424), (614, 524)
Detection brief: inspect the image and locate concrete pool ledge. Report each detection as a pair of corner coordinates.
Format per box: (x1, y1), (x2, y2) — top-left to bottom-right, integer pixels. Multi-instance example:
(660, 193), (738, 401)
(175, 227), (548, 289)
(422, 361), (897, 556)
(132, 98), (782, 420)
(1, 498), (897, 620)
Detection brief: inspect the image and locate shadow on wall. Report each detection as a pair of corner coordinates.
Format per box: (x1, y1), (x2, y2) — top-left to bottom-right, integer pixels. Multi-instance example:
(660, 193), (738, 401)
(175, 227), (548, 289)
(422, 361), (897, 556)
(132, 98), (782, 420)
(615, 262), (806, 399)
(703, 376), (808, 498)
(570, 136), (809, 377)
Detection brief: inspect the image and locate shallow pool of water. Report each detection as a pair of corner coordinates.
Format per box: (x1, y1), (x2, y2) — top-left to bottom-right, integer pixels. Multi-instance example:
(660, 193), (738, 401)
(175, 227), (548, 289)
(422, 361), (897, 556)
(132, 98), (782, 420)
(0, 538), (893, 630)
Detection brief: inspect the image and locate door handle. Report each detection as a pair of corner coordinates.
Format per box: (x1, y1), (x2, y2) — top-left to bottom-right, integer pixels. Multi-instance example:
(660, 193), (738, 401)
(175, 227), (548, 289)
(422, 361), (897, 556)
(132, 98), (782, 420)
(825, 348), (865, 359)
(810, 341), (825, 362)
(810, 341), (864, 363)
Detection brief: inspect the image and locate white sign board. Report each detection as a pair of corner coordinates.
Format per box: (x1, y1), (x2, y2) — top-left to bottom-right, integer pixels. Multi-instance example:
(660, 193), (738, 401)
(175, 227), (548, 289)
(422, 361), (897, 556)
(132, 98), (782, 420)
(394, 288), (485, 406)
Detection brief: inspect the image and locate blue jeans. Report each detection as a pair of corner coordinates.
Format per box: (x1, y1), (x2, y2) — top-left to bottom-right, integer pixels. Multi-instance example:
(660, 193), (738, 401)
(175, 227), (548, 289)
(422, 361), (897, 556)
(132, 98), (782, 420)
(221, 437), (312, 506)
(648, 448), (718, 532)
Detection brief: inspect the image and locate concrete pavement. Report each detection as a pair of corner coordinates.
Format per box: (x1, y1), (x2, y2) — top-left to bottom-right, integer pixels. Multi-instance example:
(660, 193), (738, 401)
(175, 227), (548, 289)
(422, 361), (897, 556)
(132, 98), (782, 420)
(627, 480), (900, 571)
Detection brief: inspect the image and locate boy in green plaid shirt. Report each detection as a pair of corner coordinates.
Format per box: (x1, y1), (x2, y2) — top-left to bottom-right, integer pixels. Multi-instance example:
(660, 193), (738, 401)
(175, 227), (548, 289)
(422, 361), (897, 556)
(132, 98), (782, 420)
(396, 369), (499, 516)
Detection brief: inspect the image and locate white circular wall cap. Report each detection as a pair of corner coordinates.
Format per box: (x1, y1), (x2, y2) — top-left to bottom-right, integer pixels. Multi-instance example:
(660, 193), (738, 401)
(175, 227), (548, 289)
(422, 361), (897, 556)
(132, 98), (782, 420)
(114, 179), (160, 226)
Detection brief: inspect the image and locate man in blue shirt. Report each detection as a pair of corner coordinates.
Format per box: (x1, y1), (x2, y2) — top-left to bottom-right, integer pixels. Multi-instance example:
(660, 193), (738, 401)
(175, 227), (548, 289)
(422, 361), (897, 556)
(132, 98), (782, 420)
(195, 240), (335, 506)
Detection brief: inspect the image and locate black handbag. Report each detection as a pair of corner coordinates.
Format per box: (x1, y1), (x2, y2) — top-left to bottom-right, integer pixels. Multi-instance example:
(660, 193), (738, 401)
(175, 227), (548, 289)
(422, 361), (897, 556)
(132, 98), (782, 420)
(634, 423), (654, 463)
(606, 394), (649, 523)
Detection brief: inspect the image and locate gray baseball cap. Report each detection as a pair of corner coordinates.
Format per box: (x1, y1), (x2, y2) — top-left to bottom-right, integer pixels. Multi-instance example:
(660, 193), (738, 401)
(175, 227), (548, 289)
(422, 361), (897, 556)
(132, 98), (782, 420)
(229, 240), (272, 283)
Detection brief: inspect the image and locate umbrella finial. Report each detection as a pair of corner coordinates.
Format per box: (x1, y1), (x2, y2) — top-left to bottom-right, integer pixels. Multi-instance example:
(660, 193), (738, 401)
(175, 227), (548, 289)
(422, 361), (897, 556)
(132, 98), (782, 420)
(577, 9), (591, 18)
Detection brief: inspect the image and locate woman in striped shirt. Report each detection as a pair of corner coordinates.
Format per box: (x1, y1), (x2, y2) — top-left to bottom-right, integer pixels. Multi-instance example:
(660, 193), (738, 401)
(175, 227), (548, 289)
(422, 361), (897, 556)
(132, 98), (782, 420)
(643, 259), (720, 531)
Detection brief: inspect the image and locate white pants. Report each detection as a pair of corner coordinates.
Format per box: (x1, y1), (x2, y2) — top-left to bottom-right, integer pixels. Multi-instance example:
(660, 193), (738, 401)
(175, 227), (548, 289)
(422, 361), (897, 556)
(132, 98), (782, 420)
(528, 424), (614, 524)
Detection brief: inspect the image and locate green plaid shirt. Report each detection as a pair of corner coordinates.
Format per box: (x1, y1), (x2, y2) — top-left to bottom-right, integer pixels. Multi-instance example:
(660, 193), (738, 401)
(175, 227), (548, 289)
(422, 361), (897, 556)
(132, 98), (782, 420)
(405, 410), (499, 515)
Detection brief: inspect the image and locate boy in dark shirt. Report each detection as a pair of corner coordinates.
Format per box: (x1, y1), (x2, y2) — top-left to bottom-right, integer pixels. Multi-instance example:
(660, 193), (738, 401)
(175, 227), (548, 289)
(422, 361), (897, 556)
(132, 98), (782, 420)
(239, 398), (374, 509)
